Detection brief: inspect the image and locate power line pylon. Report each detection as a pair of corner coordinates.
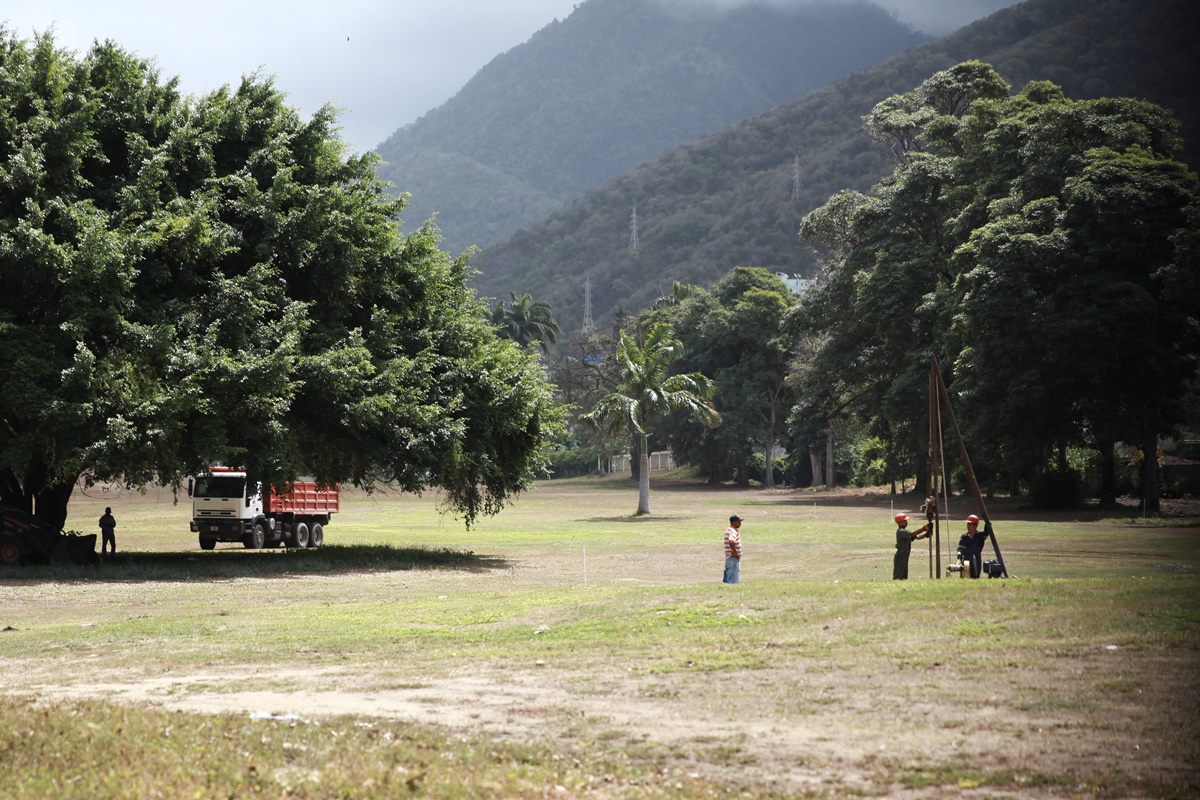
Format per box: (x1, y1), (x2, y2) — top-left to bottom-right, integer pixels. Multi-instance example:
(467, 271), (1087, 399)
(582, 276), (594, 332)
(628, 203), (640, 253)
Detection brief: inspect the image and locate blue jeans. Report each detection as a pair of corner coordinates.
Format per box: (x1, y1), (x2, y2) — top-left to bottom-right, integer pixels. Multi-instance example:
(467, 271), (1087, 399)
(723, 556), (740, 584)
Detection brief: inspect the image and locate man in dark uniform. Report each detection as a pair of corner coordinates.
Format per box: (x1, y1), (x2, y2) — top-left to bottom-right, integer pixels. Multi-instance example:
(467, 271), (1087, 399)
(98, 507), (117, 555)
(893, 512), (930, 580)
(957, 514), (988, 578)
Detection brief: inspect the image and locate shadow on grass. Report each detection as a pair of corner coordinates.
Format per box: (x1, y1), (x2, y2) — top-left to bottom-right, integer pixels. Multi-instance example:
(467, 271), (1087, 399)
(0, 544), (510, 583)
(579, 515), (690, 523)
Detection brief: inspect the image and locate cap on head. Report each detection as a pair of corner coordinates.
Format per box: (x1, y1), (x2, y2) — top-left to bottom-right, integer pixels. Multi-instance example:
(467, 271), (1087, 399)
(729, 514), (743, 524)
(966, 514), (980, 525)
(894, 513), (908, 525)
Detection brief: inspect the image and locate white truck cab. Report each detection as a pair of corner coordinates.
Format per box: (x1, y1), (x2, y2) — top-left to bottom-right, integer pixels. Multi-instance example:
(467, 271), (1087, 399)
(188, 467), (337, 551)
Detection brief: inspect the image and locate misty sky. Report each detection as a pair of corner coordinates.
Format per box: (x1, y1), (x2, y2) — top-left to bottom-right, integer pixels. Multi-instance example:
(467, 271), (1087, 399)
(3, 0), (1020, 155)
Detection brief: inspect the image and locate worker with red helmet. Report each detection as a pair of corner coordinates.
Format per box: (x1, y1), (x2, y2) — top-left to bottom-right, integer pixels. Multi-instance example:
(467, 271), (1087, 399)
(956, 514), (988, 578)
(892, 512), (930, 580)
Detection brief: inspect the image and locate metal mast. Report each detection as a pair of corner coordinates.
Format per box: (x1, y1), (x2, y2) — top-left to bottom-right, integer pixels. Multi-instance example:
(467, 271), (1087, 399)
(628, 203), (640, 253)
(582, 276), (594, 332)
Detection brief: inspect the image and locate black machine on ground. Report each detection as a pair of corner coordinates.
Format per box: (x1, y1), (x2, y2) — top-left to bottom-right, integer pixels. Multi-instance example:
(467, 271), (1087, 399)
(0, 505), (98, 566)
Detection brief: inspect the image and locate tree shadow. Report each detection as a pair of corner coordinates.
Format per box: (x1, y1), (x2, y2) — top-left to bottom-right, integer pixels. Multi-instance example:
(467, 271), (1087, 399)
(579, 515), (689, 523)
(0, 544), (511, 583)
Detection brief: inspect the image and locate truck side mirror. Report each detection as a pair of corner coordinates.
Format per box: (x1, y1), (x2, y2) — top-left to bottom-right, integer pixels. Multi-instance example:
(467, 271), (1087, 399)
(187, 478), (193, 498)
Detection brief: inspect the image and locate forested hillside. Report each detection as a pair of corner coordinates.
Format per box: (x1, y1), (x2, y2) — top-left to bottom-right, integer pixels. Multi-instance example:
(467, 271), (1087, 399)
(473, 0), (1200, 333)
(374, 0), (927, 254)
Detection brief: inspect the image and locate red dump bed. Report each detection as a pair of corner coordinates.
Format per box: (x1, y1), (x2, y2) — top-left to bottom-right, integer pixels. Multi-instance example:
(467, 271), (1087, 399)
(265, 482), (340, 516)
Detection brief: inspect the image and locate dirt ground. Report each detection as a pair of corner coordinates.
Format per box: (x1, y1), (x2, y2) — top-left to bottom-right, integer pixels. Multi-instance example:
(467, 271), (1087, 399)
(5, 484), (1199, 797)
(11, 567), (1200, 797)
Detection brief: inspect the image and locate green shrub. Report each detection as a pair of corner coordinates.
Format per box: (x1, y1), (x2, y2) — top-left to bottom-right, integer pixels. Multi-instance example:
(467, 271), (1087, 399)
(546, 447), (601, 478)
(1029, 466), (1085, 509)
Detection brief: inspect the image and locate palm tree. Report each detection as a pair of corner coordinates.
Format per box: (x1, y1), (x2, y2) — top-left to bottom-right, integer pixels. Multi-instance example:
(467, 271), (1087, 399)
(491, 292), (560, 354)
(654, 280), (696, 308)
(583, 323), (720, 515)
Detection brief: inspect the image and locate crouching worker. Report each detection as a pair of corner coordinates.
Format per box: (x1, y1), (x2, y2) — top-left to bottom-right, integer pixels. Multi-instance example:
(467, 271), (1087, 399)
(957, 514), (988, 578)
(892, 512), (930, 580)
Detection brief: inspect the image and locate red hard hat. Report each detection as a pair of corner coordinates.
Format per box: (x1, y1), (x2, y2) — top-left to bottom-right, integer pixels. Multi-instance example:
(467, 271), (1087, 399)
(894, 513), (908, 524)
(966, 514), (980, 524)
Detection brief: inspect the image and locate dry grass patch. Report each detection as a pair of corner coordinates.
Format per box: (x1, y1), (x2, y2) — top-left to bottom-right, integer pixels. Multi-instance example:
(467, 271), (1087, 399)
(1, 477), (1198, 797)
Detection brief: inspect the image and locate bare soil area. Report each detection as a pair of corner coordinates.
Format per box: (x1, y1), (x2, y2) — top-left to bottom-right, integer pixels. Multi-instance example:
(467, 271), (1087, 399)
(5, 482), (1199, 797)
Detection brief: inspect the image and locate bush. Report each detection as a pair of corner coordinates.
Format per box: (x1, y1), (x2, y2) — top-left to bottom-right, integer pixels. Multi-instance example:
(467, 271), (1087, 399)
(780, 453), (813, 488)
(546, 447), (601, 479)
(746, 452), (784, 486)
(1028, 466), (1085, 509)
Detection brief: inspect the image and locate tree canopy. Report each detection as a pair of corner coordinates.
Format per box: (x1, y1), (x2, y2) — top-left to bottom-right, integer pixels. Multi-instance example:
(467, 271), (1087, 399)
(652, 267), (797, 487)
(491, 292), (560, 354)
(474, 0), (1200, 338)
(794, 61), (1199, 509)
(0, 30), (559, 530)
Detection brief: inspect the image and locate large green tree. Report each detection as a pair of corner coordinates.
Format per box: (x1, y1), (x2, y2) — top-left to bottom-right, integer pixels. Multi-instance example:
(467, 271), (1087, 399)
(0, 30), (558, 531)
(491, 291), (560, 354)
(661, 268), (796, 487)
(582, 323), (718, 515)
(796, 61), (1199, 509)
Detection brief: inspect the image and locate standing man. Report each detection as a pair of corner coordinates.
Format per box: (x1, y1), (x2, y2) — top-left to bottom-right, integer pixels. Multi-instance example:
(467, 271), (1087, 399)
(723, 514), (743, 584)
(957, 514), (987, 578)
(892, 512), (929, 580)
(98, 507), (117, 556)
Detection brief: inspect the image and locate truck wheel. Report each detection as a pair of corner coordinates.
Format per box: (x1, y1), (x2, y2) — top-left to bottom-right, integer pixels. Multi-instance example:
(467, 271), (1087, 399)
(0, 535), (23, 565)
(244, 522), (266, 549)
(289, 522), (309, 548)
(199, 536), (216, 551)
(307, 523), (323, 548)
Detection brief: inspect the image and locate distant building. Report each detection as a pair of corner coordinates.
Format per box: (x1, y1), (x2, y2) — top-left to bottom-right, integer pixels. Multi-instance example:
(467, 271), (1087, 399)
(775, 272), (815, 295)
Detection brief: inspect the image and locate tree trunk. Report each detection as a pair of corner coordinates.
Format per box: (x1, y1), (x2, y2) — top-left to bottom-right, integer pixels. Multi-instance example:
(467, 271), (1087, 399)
(0, 466), (74, 532)
(1098, 440), (1117, 505)
(637, 433), (651, 515)
(36, 481), (73, 532)
(0, 468), (32, 513)
(763, 444), (775, 489)
(763, 392), (778, 489)
(630, 433), (641, 483)
(1142, 434), (1160, 514)
(825, 429), (834, 489)
(810, 449), (824, 487)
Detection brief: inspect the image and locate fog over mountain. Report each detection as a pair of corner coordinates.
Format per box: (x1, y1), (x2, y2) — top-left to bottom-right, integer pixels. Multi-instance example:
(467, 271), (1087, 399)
(665, 0), (1019, 35)
(3, 1), (1019, 155)
(376, 0), (932, 253)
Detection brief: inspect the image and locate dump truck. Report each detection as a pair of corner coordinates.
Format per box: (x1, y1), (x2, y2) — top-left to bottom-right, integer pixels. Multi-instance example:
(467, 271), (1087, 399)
(0, 505), (98, 566)
(188, 467), (339, 550)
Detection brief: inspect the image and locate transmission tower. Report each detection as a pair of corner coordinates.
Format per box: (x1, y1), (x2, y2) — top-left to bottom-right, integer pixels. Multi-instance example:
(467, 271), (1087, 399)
(628, 203), (640, 253)
(791, 155), (802, 201)
(582, 276), (594, 331)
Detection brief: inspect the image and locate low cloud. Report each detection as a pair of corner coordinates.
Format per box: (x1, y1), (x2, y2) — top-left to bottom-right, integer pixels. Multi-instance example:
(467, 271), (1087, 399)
(655, 0), (1020, 36)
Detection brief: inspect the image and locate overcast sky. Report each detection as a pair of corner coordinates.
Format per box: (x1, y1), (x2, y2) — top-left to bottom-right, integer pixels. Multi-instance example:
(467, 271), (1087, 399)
(2, 0), (1021, 155)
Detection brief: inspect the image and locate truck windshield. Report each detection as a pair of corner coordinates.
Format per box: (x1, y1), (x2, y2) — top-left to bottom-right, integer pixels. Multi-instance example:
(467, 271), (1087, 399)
(193, 476), (246, 499)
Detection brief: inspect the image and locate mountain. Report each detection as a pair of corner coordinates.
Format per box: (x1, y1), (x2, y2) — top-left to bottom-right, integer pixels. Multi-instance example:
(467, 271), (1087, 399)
(471, 0), (1200, 333)
(373, 0), (928, 255)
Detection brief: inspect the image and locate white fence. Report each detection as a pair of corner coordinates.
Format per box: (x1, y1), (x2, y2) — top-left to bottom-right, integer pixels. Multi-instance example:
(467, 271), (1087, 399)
(609, 451), (675, 474)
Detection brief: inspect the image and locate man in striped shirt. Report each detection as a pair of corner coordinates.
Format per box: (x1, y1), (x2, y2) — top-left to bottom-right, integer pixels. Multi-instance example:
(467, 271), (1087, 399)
(723, 514), (743, 584)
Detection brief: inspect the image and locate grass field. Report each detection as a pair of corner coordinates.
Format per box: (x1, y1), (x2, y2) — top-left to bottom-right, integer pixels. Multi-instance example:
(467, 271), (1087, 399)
(1, 474), (1198, 798)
